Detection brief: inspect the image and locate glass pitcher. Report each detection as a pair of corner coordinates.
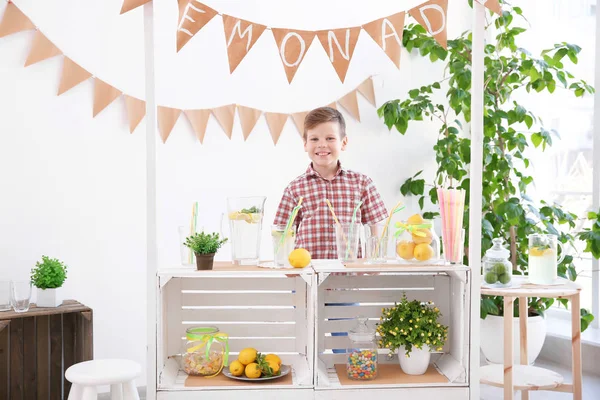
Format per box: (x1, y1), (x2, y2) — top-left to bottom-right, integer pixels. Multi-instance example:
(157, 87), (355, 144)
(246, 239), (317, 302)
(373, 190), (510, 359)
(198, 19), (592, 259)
(225, 196), (266, 265)
(528, 234), (565, 285)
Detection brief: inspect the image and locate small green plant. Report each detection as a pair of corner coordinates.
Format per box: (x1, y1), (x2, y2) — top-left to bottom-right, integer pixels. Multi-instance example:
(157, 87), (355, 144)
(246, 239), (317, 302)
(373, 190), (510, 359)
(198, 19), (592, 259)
(377, 294), (448, 357)
(30, 256), (68, 289)
(578, 209), (600, 260)
(184, 232), (228, 255)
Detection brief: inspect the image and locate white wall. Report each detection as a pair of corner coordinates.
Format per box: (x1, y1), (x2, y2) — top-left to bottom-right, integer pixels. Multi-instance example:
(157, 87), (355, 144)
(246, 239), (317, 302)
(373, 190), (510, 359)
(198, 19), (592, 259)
(0, 0), (471, 389)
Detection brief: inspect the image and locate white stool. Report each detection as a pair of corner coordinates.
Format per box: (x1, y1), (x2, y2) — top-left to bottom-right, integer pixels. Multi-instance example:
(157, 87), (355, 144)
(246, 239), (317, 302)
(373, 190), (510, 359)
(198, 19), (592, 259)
(65, 359), (141, 400)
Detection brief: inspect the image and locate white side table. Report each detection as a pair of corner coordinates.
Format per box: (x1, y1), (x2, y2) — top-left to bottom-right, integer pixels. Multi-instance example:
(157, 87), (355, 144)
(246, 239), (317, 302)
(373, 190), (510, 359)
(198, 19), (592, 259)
(66, 359), (141, 400)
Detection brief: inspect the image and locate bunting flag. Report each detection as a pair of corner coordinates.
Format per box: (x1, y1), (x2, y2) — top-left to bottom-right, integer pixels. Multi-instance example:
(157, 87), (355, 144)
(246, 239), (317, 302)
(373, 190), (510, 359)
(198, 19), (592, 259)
(291, 112), (308, 138)
(237, 105), (262, 141)
(223, 15), (267, 74)
(363, 12), (405, 69)
(177, 1), (218, 52)
(157, 106), (182, 143)
(0, 2), (34, 38)
(265, 113), (289, 145)
(124, 95), (146, 133)
(271, 29), (316, 83)
(316, 27), (361, 83)
(476, 0), (502, 15)
(120, 0), (152, 15)
(184, 109), (211, 143)
(93, 79), (122, 117)
(211, 105), (236, 139)
(338, 91), (360, 122)
(409, 0), (448, 49)
(25, 31), (62, 67)
(357, 77), (376, 107)
(58, 57), (92, 95)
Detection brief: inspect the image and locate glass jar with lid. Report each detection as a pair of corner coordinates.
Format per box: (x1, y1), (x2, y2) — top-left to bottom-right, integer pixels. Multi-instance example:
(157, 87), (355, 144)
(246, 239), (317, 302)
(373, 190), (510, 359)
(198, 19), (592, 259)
(346, 317), (378, 380)
(181, 326), (229, 377)
(482, 238), (513, 287)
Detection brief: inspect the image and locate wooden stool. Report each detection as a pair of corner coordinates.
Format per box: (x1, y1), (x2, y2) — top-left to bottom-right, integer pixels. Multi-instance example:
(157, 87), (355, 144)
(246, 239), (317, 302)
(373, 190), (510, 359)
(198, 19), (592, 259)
(480, 276), (582, 400)
(65, 359), (141, 400)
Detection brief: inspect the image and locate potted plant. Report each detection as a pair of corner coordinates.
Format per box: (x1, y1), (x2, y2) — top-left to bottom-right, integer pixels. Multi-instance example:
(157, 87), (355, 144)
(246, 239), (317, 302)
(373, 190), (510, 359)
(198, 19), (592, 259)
(30, 255), (68, 308)
(184, 232), (228, 270)
(378, 2), (597, 363)
(377, 294), (448, 375)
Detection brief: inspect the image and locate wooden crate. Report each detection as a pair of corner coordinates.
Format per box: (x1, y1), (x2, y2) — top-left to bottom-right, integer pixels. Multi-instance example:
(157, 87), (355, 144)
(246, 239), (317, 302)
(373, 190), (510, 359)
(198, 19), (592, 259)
(312, 261), (471, 399)
(0, 300), (93, 400)
(155, 263), (315, 400)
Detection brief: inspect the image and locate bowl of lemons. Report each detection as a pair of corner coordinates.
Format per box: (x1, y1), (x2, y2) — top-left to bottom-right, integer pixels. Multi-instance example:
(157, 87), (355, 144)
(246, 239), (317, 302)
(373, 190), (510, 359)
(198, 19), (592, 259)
(223, 348), (291, 381)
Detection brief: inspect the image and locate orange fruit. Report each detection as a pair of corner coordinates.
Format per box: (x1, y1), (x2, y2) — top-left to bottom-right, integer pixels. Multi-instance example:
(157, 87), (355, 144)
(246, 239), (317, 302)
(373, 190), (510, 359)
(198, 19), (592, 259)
(412, 229), (433, 245)
(396, 241), (416, 260)
(264, 354), (282, 366)
(229, 360), (244, 376)
(245, 362), (261, 378)
(414, 243), (434, 261)
(289, 248), (311, 268)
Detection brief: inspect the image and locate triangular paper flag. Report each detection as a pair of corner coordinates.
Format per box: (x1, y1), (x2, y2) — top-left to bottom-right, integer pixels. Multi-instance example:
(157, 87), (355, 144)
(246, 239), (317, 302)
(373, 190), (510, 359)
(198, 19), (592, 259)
(184, 109), (211, 143)
(0, 2), (35, 38)
(124, 95), (146, 133)
(237, 105), (262, 141)
(265, 113), (288, 145)
(475, 0), (502, 15)
(316, 27), (361, 83)
(327, 102), (337, 110)
(409, 0), (448, 49)
(177, 1), (218, 52)
(58, 58), (92, 95)
(120, 0), (152, 14)
(363, 12), (405, 69)
(271, 29), (315, 83)
(93, 79), (122, 117)
(338, 91), (360, 122)
(25, 31), (62, 67)
(223, 15), (266, 74)
(357, 77), (376, 107)
(157, 106), (182, 143)
(291, 112), (308, 138)
(211, 105), (235, 138)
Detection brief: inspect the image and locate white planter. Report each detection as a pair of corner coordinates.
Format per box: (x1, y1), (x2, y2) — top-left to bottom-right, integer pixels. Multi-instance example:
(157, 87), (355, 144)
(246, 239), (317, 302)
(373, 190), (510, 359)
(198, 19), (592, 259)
(36, 288), (63, 308)
(398, 345), (431, 375)
(480, 314), (547, 365)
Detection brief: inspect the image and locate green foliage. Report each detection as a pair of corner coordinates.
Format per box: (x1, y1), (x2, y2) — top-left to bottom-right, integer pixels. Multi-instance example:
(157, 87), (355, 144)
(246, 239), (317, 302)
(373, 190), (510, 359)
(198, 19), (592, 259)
(30, 255), (68, 289)
(377, 294), (448, 357)
(577, 210), (600, 259)
(378, 4), (595, 328)
(184, 232), (228, 255)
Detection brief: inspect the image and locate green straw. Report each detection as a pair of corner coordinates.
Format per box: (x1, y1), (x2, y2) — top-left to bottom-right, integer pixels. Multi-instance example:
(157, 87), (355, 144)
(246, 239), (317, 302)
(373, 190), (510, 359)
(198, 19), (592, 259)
(275, 197), (303, 255)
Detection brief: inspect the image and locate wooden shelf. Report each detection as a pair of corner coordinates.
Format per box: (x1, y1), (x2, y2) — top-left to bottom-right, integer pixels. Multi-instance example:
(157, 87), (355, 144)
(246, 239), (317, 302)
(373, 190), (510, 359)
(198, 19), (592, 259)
(311, 259), (469, 274)
(158, 261), (313, 279)
(481, 276), (581, 297)
(480, 364), (564, 390)
(0, 299), (90, 320)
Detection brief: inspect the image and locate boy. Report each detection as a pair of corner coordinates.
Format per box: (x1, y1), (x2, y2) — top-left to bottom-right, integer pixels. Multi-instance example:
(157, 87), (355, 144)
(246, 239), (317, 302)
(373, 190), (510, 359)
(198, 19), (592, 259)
(273, 106), (388, 259)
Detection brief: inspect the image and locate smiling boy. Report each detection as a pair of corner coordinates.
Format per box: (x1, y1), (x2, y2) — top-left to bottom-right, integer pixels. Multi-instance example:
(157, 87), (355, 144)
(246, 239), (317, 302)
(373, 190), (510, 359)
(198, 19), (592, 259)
(273, 107), (388, 259)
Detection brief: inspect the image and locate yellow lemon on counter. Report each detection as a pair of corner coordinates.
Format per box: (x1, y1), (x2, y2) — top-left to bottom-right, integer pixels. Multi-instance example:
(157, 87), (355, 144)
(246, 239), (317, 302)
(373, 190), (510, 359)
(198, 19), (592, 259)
(414, 243), (434, 261)
(264, 354), (282, 367)
(245, 363), (262, 379)
(267, 359), (281, 375)
(396, 241), (416, 260)
(289, 248), (311, 268)
(229, 360), (244, 376)
(238, 348), (257, 365)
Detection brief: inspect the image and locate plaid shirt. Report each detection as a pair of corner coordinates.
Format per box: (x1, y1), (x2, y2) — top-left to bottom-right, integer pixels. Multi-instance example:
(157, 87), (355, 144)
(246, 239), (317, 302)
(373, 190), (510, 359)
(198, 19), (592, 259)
(274, 162), (388, 259)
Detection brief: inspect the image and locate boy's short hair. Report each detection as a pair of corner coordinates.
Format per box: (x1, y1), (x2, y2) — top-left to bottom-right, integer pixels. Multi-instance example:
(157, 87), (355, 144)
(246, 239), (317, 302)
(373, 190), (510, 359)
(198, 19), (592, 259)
(303, 107), (346, 140)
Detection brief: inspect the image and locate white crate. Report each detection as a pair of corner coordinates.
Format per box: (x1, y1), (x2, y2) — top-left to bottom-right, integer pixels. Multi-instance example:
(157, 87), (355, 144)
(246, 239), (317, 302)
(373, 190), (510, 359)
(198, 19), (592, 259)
(312, 260), (472, 398)
(155, 265), (315, 400)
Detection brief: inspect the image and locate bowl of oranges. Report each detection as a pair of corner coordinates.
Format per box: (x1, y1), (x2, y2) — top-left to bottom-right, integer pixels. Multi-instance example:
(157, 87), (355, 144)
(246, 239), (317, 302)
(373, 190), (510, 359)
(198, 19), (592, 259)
(394, 214), (440, 263)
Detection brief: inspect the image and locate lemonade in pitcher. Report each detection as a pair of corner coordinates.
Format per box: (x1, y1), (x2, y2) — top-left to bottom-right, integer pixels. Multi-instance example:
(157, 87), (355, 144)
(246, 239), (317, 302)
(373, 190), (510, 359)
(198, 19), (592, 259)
(227, 197), (266, 265)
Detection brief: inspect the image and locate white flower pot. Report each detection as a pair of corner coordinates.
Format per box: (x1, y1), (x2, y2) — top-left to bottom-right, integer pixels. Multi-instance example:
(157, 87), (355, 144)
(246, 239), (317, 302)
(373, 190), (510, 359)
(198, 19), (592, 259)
(36, 288), (63, 308)
(480, 314), (547, 364)
(398, 345), (431, 375)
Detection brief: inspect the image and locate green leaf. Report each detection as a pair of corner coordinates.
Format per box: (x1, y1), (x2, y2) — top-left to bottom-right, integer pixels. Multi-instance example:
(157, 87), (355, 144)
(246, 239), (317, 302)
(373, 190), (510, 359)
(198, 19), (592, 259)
(418, 196), (425, 210)
(409, 89), (420, 99)
(410, 179), (425, 196)
(531, 133), (543, 148)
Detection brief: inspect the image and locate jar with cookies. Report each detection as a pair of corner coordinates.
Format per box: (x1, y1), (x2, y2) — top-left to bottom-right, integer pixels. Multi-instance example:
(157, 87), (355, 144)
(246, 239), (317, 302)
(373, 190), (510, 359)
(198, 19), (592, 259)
(394, 214), (440, 263)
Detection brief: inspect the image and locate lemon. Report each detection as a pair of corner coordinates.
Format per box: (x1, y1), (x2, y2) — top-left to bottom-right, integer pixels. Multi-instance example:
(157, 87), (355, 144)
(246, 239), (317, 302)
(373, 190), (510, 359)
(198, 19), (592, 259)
(289, 248), (311, 268)
(264, 354), (282, 367)
(412, 229), (433, 245)
(266, 359), (280, 374)
(238, 348), (257, 365)
(245, 362), (262, 379)
(407, 214), (425, 225)
(229, 360), (244, 376)
(414, 243), (434, 261)
(396, 241), (416, 260)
